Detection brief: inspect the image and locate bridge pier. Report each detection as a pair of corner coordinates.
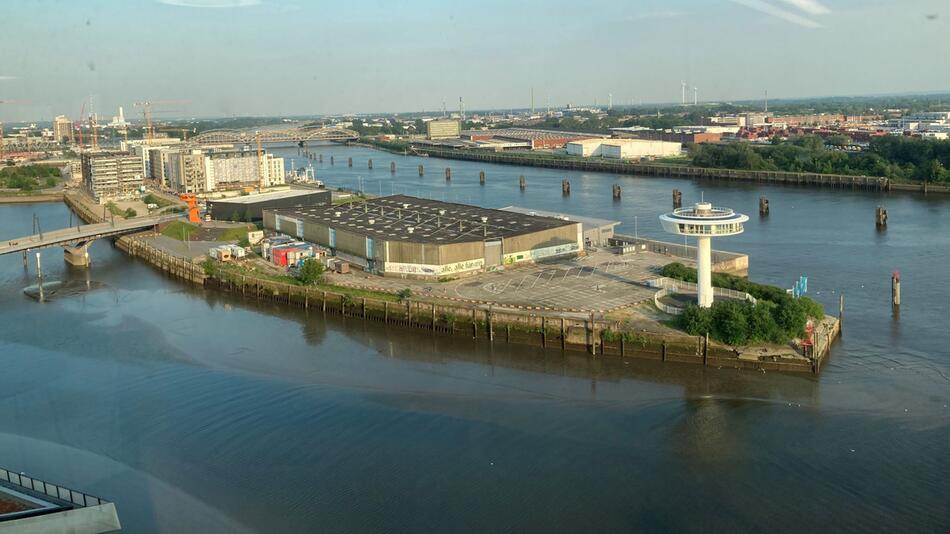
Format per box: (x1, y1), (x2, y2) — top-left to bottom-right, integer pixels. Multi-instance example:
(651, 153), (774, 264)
(63, 243), (91, 267)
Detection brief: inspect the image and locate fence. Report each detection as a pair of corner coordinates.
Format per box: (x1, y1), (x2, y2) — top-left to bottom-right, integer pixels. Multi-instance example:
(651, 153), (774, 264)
(0, 466), (109, 508)
(646, 276), (756, 315)
(611, 234), (748, 274)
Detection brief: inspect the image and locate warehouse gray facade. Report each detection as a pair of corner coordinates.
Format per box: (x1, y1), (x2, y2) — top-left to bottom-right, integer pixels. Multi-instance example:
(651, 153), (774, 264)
(263, 195), (583, 279)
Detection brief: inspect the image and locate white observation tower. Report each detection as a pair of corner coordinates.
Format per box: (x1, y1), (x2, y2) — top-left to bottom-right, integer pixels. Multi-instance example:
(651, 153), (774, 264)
(660, 201), (748, 308)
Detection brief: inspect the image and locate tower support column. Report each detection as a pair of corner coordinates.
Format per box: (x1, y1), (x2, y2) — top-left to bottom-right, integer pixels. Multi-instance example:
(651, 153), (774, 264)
(696, 236), (712, 308)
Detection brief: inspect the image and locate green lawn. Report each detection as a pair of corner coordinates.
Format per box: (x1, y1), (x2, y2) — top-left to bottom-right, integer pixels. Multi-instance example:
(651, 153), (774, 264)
(219, 226), (251, 242)
(161, 220), (199, 240)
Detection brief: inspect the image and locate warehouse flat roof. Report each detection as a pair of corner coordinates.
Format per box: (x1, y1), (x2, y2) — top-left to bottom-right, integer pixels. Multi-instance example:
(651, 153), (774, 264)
(499, 206), (620, 233)
(269, 195), (577, 244)
(212, 189), (327, 204)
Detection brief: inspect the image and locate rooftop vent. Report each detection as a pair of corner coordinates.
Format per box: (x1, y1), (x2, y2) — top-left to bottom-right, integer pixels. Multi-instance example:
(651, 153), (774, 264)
(334, 211), (341, 217)
(407, 227), (414, 234)
(368, 219), (375, 224)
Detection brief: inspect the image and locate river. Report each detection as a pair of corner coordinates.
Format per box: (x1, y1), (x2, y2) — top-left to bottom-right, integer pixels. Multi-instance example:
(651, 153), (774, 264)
(0, 146), (947, 532)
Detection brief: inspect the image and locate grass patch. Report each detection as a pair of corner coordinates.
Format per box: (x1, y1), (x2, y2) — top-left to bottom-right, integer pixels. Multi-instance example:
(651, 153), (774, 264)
(215, 261), (400, 301)
(218, 226), (250, 242)
(142, 193), (174, 208)
(162, 220), (199, 240)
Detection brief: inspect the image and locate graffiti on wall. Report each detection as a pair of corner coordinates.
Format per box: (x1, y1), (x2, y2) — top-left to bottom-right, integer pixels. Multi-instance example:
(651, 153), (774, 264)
(384, 258), (485, 276)
(503, 243), (579, 265)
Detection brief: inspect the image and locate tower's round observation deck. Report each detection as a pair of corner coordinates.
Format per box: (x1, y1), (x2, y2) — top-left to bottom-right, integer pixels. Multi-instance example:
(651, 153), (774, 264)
(659, 202), (749, 237)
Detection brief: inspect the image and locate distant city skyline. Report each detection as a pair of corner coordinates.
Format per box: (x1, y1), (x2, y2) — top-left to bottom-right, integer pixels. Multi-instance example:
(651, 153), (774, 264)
(0, 0), (947, 121)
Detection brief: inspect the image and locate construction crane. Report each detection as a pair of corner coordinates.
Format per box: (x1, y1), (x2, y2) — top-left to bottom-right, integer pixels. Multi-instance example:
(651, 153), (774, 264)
(75, 100), (86, 148)
(155, 127), (192, 141)
(89, 112), (99, 151)
(256, 130), (264, 191)
(133, 100), (190, 143)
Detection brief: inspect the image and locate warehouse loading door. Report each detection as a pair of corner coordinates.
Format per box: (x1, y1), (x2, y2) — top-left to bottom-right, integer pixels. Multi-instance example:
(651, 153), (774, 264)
(484, 240), (502, 267)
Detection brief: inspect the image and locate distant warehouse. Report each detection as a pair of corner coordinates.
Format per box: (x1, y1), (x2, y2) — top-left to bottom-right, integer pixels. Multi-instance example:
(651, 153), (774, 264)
(566, 138), (682, 159)
(209, 188), (331, 221)
(263, 195), (583, 279)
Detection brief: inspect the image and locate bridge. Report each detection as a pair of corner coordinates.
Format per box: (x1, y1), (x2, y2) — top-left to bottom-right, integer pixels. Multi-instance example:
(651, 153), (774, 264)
(1, 214), (180, 266)
(191, 126), (360, 145)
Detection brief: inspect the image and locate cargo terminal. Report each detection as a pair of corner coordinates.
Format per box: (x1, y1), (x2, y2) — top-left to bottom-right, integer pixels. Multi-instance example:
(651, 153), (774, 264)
(262, 195), (583, 279)
(208, 188), (331, 221)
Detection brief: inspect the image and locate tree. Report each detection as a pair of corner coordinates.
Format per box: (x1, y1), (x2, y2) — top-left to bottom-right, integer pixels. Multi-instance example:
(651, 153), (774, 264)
(202, 257), (217, 276)
(680, 304), (712, 336)
(297, 258), (324, 285)
(243, 208), (252, 222)
(123, 208), (137, 218)
(45, 177), (57, 187)
(230, 210), (240, 222)
(712, 300), (751, 346)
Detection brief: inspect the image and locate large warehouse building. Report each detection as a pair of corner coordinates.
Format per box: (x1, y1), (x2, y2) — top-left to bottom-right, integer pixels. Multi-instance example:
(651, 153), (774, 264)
(565, 138), (682, 159)
(263, 195), (583, 279)
(210, 188), (331, 221)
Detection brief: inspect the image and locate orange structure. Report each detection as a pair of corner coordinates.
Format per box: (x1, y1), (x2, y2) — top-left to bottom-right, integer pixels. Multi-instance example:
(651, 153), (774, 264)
(179, 194), (201, 223)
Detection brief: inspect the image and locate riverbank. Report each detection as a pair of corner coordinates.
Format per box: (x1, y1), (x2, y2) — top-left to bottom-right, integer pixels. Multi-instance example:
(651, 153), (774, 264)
(0, 191), (64, 203)
(408, 146), (950, 195)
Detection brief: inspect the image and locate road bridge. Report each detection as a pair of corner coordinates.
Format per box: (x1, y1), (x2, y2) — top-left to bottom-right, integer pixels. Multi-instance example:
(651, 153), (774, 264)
(1, 214), (180, 266)
(191, 126), (359, 145)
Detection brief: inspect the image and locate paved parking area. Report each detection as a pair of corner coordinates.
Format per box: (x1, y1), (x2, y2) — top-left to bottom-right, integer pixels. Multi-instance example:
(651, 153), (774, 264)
(328, 249), (691, 312)
(449, 253), (660, 310)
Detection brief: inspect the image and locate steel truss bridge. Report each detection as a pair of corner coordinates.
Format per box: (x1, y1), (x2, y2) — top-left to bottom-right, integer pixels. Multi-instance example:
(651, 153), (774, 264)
(191, 126), (360, 145)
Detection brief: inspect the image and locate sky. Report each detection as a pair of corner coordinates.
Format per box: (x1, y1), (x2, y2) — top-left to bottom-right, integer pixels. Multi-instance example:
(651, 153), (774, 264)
(0, 0), (947, 121)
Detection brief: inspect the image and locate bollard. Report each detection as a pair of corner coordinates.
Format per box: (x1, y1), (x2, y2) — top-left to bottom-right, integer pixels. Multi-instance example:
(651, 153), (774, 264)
(875, 206), (888, 228)
(479, 170), (485, 185)
(561, 179), (570, 195)
(368, 159), (373, 170)
(418, 164), (424, 176)
(673, 189), (682, 208)
(892, 271), (901, 310)
(390, 161), (396, 173)
(519, 175), (526, 190)
(759, 195), (769, 215)
(445, 167), (451, 180)
(612, 183), (621, 200)
(348, 157), (353, 167)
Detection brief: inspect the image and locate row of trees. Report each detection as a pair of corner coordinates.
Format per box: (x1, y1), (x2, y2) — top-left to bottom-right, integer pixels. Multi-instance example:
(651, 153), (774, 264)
(662, 263), (824, 346)
(0, 165), (60, 191)
(690, 135), (950, 183)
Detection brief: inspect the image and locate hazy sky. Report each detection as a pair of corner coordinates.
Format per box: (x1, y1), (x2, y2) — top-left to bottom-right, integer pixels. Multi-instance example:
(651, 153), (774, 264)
(0, 0), (947, 121)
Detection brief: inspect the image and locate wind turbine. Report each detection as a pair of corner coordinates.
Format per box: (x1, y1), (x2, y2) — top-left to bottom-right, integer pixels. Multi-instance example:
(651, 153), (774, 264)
(693, 86), (698, 106)
(681, 81), (687, 106)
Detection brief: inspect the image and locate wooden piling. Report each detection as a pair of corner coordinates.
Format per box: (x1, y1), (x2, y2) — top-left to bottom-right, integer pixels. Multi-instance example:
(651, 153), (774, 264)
(348, 157), (353, 168)
(673, 189), (682, 209)
(330, 155), (334, 165)
(612, 183), (621, 200)
(875, 206), (888, 228)
(390, 161), (396, 173)
(445, 167), (451, 180)
(479, 170), (485, 185)
(368, 159), (373, 170)
(759, 196), (770, 215)
(519, 175), (526, 190)
(418, 164), (424, 176)
(561, 179), (570, 195)
(892, 271), (901, 310)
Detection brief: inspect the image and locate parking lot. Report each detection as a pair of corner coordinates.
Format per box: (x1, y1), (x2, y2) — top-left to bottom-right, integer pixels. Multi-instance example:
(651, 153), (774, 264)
(328, 249), (690, 312)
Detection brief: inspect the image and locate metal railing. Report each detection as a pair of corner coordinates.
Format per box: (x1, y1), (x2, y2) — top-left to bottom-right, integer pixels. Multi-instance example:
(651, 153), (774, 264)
(647, 277), (756, 313)
(0, 466), (109, 508)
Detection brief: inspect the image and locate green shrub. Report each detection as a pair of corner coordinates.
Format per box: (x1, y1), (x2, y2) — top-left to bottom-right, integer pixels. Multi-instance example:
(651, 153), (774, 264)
(297, 258), (324, 285)
(680, 304), (713, 336)
(711, 300), (751, 345)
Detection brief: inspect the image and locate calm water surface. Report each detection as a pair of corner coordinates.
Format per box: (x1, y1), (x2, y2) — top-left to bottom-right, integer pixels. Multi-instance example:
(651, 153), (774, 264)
(0, 147), (947, 533)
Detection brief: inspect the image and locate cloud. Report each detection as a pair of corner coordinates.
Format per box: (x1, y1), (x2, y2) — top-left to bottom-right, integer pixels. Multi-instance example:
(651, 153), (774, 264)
(157, 0), (261, 7)
(627, 10), (688, 21)
(780, 0), (831, 16)
(730, 0), (822, 28)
